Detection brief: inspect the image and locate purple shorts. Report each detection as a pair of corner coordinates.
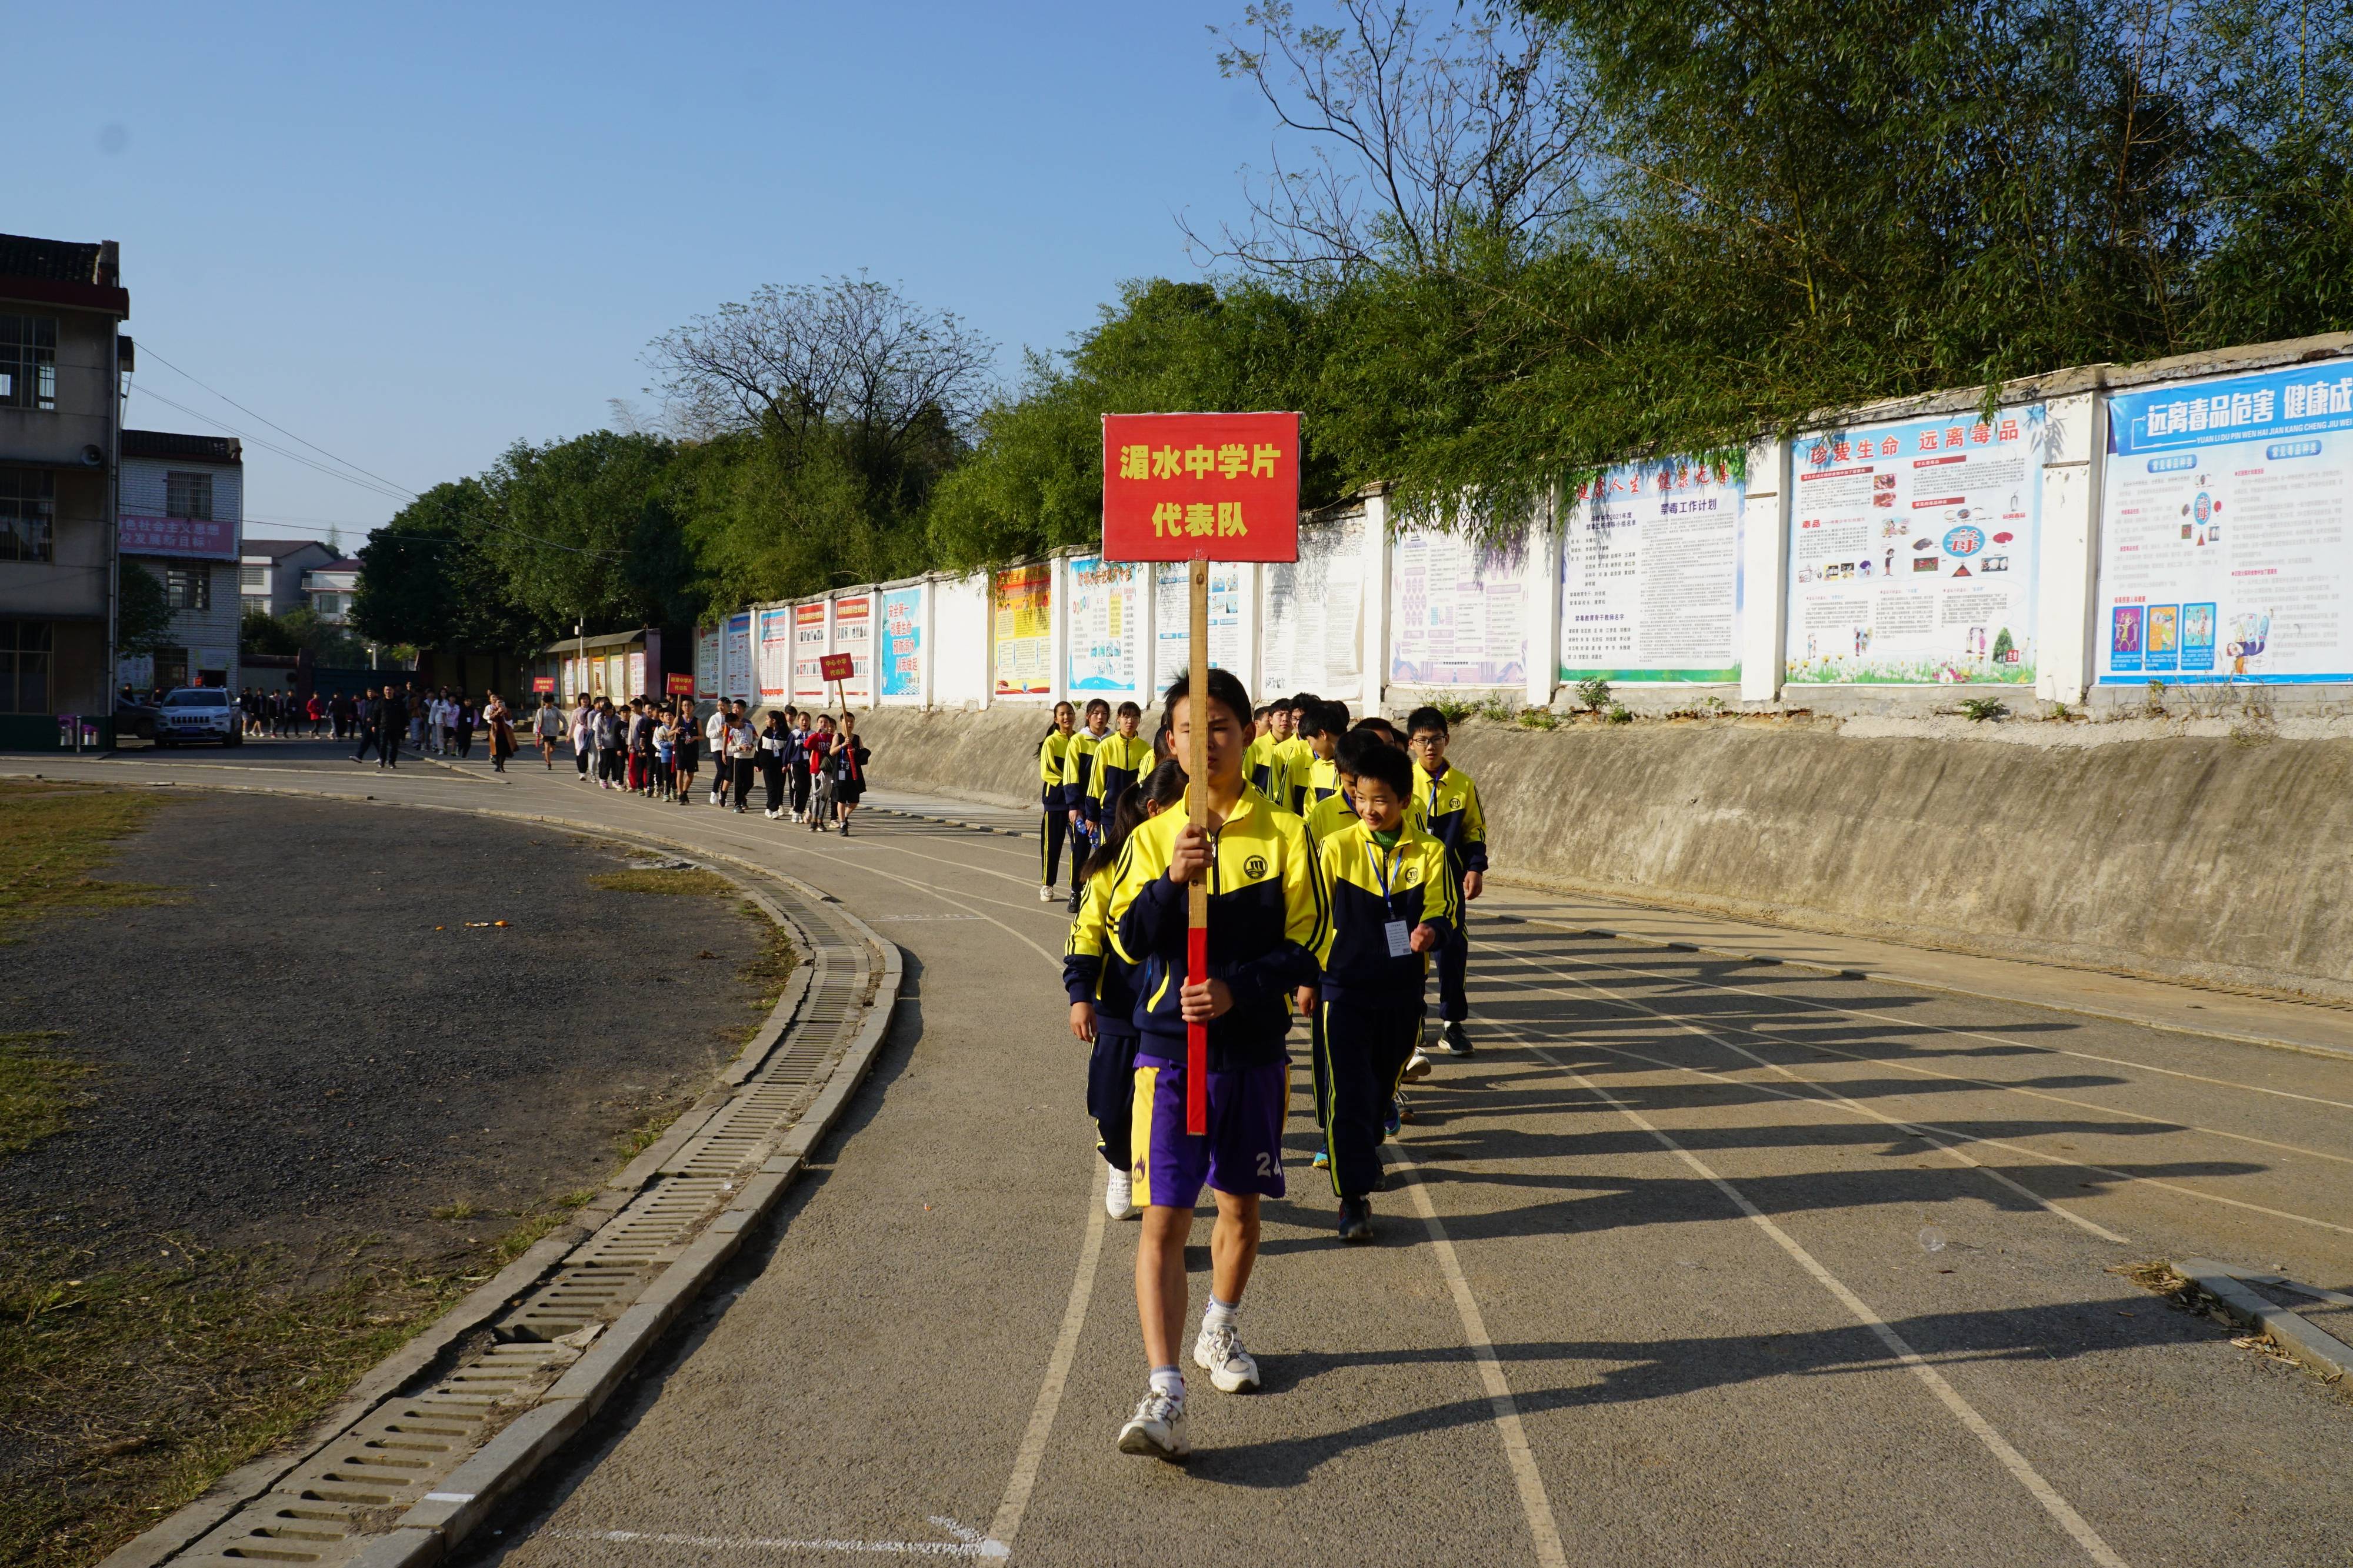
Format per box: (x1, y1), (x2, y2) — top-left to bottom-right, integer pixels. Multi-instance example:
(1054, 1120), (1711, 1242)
(1131, 1052), (1289, 1209)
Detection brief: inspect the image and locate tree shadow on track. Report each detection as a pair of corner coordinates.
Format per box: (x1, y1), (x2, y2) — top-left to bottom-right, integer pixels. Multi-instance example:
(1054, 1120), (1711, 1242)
(1173, 1293), (2225, 1489)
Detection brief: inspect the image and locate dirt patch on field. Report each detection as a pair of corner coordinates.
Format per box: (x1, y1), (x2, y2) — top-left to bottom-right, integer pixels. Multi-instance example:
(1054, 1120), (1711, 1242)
(0, 784), (786, 1567)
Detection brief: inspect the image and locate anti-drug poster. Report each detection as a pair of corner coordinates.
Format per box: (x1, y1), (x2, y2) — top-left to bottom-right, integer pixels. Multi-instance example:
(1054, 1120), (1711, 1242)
(695, 626), (721, 700)
(1389, 529), (1529, 688)
(1066, 555), (1143, 695)
(2098, 364), (2353, 685)
(1559, 461), (1743, 683)
(992, 565), (1053, 697)
(879, 586), (924, 699)
(1152, 562), (1244, 694)
(833, 593), (874, 702)
(1262, 516), (1365, 698)
(1786, 405), (2045, 684)
(722, 612), (753, 703)
(791, 602), (827, 702)
(756, 607), (791, 703)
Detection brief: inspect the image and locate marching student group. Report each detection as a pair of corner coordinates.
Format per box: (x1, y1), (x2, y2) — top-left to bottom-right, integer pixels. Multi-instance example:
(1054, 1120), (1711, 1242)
(1043, 675), (1489, 1460)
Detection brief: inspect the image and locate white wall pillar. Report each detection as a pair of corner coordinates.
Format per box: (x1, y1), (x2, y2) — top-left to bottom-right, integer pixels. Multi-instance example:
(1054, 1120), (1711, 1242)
(1526, 487), (1562, 709)
(1360, 488), (1391, 717)
(1237, 561), (1263, 698)
(976, 569), (995, 712)
(918, 576), (937, 711)
(1048, 553), (1071, 706)
(2035, 392), (2103, 706)
(1738, 438), (1791, 703)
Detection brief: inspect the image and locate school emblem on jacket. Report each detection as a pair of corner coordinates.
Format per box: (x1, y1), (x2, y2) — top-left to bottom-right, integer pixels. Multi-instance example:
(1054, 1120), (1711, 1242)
(1244, 854), (1269, 879)
(1398, 866), (1421, 886)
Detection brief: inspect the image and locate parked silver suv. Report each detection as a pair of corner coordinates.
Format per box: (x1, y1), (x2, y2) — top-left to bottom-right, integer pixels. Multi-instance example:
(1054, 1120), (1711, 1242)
(155, 687), (242, 747)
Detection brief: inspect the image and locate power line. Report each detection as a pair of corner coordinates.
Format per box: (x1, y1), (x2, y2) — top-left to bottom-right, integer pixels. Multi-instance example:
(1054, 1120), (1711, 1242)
(136, 342), (419, 499)
(132, 385), (415, 505)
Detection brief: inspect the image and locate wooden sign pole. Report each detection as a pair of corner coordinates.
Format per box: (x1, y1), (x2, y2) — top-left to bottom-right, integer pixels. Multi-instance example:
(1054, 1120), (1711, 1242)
(1185, 556), (1210, 1136)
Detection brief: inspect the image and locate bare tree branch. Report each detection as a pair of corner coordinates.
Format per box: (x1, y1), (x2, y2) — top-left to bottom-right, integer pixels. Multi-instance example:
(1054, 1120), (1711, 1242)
(644, 275), (997, 461)
(1188, 1), (1602, 280)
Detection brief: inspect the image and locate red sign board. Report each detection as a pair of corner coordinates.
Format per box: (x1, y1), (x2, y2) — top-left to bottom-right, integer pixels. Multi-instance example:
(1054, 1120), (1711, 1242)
(1101, 412), (1301, 563)
(531, 676), (555, 693)
(666, 672), (695, 695)
(819, 653), (855, 682)
(118, 512), (238, 561)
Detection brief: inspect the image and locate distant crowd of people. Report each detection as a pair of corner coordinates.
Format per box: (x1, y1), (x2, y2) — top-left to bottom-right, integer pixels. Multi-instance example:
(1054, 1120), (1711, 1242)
(561, 695), (872, 833)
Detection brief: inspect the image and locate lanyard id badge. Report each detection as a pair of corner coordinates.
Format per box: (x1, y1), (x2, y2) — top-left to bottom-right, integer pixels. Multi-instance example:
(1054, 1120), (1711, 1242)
(1369, 839), (1412, 957)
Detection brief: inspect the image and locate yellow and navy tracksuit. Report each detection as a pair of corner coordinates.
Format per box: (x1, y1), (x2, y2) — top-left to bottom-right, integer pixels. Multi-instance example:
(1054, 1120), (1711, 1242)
(1245, 733), (1288, 806)
(1039, 728), (1076, 888)
(1304, 753), (1341, 806)
(1082, 730), (1156, 829)
(1413, 759), (1489, 1022)
(1060, 725), (1109, 850)
(1276, 735), (1315, 813)
(1108, 785), (1328, 1070)
(1312, 818), (1458, 1197)
(1064, 860), (1142, 1170)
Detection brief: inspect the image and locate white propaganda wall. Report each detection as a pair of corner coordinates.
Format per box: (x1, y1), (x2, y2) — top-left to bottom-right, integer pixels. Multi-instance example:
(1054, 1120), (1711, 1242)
(2097, 365), (2353, 685)
(1153, 562), (1245, 692)
(1786, 406), (2045, 685)
(722, 613), (754, 703)
(834, 592), (874, 702)
(1065, 555), (1145, 699)
(1388, 528), (1531, 688)
(755, 606), (791, 704)
(695, 627), (721, 701)
(933, 573), (990, 708)
(1261, 515), (1365, 698)
(790, 601), (827, 702)
(878, 583), (924, 702)
(1559, 461), (1744, 683)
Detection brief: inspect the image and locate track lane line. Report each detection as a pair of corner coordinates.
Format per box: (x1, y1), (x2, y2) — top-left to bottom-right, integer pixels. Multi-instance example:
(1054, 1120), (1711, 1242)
(1517, 1041), (2134, 1568)
(1497, 916), (2353, 1113)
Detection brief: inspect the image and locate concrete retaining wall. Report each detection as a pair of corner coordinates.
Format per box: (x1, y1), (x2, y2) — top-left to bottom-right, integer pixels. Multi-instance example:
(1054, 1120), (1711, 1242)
(851, 705), (2353, 1004)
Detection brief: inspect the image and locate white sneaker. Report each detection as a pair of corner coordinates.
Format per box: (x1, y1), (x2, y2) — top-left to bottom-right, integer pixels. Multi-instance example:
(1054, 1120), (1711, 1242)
(1116, 1389), (1189, 1459)
(1104, 1165), (1138, 1220)
(1402, 1049), (1433, 1082)
(765, 808), (779, 819)
(1192, 1322), (1260, 1393)
(1039, 883), (1058, 902)
(708, 790), (719, 806)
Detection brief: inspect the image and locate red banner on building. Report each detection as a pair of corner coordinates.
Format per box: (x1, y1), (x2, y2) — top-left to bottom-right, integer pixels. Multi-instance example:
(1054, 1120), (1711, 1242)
(1101, 412), (1301, 563)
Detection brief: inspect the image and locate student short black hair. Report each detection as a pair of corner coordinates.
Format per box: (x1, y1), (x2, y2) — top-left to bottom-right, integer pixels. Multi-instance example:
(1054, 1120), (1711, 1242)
(1116, 700), (1142, 720)
(1333, 729), (1386, 779)
(1162, 668), (1252, 731)
(1289, 691), (1319, 712)
(1351, 739), (1414, 800)
(1405, 705), (1449, 737)
(1351, 716), (1405, 747)
(1084, 697), (1111, 718)
(1298, 700), (1346, 740)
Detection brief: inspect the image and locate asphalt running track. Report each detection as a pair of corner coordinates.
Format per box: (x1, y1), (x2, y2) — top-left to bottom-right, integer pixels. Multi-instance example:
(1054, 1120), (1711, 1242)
(34, 744), (2353, 1567)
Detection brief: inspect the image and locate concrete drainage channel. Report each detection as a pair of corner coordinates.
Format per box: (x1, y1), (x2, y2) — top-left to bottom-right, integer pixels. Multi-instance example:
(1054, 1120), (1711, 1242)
(98, 823), (902, 1568)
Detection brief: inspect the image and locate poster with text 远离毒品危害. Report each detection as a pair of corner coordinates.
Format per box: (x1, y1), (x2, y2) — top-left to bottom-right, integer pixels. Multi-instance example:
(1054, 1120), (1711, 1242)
(2097, 365), (2353, 685)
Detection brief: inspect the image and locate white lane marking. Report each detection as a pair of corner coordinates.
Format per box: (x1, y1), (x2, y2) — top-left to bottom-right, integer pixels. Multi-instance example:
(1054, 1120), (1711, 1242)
(1482, 951), (2353, 1239)
(988, 1187), (1109, 1550)
(1476, 1002), (2132, 1246)
(1388, 1144), (1571, 1568)
(1504, 916), (2353, 1112)
(552, 1519), (1006, 1557)
(1523, 1043), (2132, 1568)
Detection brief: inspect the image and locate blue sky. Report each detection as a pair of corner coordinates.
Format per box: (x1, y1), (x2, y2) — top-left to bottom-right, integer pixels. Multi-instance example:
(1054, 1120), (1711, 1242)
(17, 2), (1287, 550)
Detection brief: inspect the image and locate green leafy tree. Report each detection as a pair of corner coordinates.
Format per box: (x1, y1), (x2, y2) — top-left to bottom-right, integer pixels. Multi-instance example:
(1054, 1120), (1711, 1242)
(354, 478), (536, 652)
(486, 431), (695, 630)
(117, 562), (174, 655)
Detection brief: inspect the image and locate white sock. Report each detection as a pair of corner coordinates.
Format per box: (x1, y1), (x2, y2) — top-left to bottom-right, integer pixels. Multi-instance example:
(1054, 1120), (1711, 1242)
(1149, 1366), (1184, 1402)
(1203, 1297), (1239, 1332)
